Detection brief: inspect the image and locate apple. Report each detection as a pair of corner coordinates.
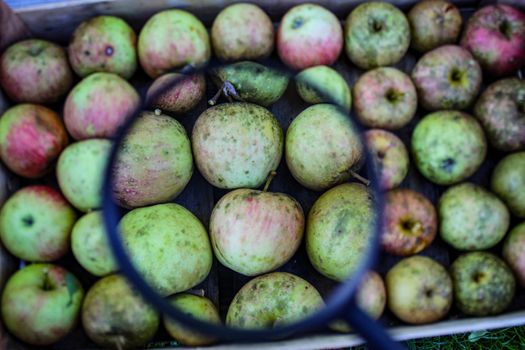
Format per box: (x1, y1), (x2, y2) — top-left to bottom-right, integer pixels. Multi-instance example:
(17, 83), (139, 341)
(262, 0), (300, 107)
(64, 72), (139, 140)
(146, 73), (205, 114)
(386, 256), (452, 324)
(382, 188), (437, 256)
(138, 9), (210, 78)
(68, 15), (137, 79)
(211, 3), (274, 62)
(82, 274), (159, 349)
(56, 139), (111, 212)
(285, 104), (363, 191)
(364, 129), (409, 191)
(0, 186), (76, 261)
(226, 272), (324, 329)
(306, 183), (374, 281)
(119, 203), (212, 296)
(1, 263), (84, 345)
(474, 78), (525, 152)
(491, 151), (525, 218)
(210, 61), (289, 107)
(0, 39), (73, 103)
(353, 67), (417, 130)
(408, 0), (462, 52)
(71, 211), (118, 277)
(461, 4), (525, 77)
(277, 4), (342, 70)
(113, 111), (193, 208)
(210, 185), (304, 276)
(502, 222), (525, 286)
(412, 45), (482, 111)
(345, 2), (410, 69)
(192, 102), (283, 189)
(0, 104), (68, 178)
(439, 182), (510, 251)
(451, 252), (515, 316)
(164, 293), (221, 346)
(295, 65), (351, 111)
(412, 111), (487, 185)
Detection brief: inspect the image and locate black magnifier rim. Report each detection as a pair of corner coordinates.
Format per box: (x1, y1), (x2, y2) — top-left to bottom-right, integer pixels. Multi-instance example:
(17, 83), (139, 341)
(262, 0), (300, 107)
(101, 60), (386, 341)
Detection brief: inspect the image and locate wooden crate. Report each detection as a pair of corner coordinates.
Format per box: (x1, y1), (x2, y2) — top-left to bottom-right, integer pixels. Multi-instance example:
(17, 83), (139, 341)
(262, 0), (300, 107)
(1, 1), (525, 349)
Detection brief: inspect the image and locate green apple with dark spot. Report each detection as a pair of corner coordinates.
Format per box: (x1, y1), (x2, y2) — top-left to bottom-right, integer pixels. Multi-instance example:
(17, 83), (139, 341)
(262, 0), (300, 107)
(1, 264), (84, 345)
(491, 152), (525, 218)
(386, 256), (452, 324)
(451, 252), (515, 316)
(412, 111), (487, 185)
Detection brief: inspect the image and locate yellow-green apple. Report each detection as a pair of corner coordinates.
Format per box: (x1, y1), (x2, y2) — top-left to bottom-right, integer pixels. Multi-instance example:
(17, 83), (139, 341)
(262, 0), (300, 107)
(502, 222), (525, 286)
(146, 73), (205, 114)
(491, 152), (525, 218)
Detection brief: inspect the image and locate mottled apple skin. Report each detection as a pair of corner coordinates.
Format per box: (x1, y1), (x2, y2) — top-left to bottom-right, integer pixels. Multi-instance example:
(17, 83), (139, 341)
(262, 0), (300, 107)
(277, 4), (342, 70)
(474, 78), (525, 152)
(64, 72), (140, 140)
(0, 39), (73, 103)
(0, 104), (68, 178)
(164, 294), (221, 346)
(119, 203), (212, 296)
(192, 103), (283, 189)
(412, 45), (482, 111)
(451, 252), (515, 316)
(146, 73), (205, 114)
(382, 189), (437, 256)
(365, 129), (409, 191)
(82, 275), (159, 349)
(461, 5), (525, 77)
(226, 272), (324, 329)
(345, 2), (410, 69)
(57, 139), (111, 212)
(386, 256), (452, 324)
(439, 183), (509, 251)
(503, 222), (525, 287)
(211, 3), (274, 62)
(211, 61), (289, 107)
(68, 16), (137, 79)
(210, 189), (304, 276)
(295, 65), (351, 111)
(408, 0), (462, 52)
(71, 211), (118, 277)
(285, 104), (363, 191)
(1, 264), (84, 346)
(113, 111), (193, 208)
(354, 67), (417, 130)
(491, 152), (525, 218)
(138, 9), (210, 78)
(0, 186), (76, 262)
(412, 111), (487, 185)
(306, 183), (374, 281)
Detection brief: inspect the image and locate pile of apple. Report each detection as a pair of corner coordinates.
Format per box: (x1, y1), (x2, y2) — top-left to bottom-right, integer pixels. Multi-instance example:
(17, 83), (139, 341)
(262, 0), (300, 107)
(0, 0), (524, 348)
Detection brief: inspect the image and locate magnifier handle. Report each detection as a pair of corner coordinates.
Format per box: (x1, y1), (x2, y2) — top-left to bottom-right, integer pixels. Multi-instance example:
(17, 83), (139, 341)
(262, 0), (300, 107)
(344, 306), (406, 350)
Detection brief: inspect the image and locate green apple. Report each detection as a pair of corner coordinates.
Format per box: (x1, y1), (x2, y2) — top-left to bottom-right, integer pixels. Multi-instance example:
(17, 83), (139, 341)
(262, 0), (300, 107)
(226, 272), (324, 329)
(1, 263), (84, 345)
(164, 293), (221, 346)
(82, 274), (159, 349)
(0, 186), (76, 261)
(71, 211), (118, 276)
(119, 203), (212, 296)
(451, 252), (515, 316)
(439, 182), (509, 250)
(386, 256), (452, 324)
(306, 183), (374, 281)
(491, 152), (525, 218)
(57, 139), (111, 212)
(503, 222), (525, 286)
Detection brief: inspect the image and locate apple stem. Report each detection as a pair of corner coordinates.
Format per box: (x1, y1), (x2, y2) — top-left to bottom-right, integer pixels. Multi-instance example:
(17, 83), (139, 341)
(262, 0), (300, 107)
(349, 170), (370, 186)
(263, 171), (277, 192)
(154, 108), (162, 116)
(114, 337), (125, 350)
(208, 81), (244, 105)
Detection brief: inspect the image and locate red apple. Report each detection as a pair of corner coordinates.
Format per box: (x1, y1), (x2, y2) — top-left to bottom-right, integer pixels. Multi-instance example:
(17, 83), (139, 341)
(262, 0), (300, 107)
(277, 4), (342, 70)
(146, 73), (205, 114)
(502, 222), (525, 287)
(0, 104), (68, 178)
(461, 4), (525, 77)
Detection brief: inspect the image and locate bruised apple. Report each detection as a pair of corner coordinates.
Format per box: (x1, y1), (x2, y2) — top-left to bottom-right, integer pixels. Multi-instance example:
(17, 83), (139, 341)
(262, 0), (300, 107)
(146, 73), (205, 114)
